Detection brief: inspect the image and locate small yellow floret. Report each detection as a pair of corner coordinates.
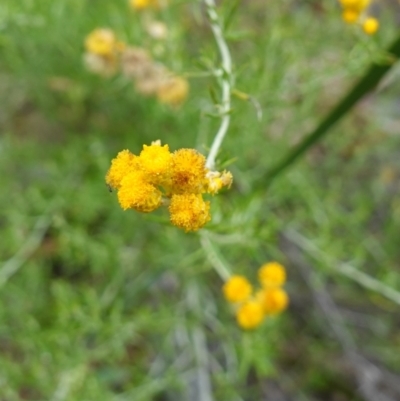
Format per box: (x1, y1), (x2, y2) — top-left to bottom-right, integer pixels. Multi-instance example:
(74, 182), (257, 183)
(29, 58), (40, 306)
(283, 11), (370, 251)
(339, 0), (370, 12)
(169, 194), (211, 232)
(222, 275), (252, 303)
(85, 29), (117, 57)
(139, 142), (172, 184)
(258, 288), (289, 315)
(362, 17), (379, 35)
(105, 150), (138, 190)
(170, 149), (207, 194)
(236, 300), (264, 330)
(157, 76), (189, 107)
(258, 262), (286, 288)
(342, 9), (359, 23)
(117, 171), (162, 212)
(204, 170), (233, 195)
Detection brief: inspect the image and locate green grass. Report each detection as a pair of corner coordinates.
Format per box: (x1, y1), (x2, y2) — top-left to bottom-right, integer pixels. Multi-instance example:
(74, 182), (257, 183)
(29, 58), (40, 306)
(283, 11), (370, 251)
(1, 0), (400, 399)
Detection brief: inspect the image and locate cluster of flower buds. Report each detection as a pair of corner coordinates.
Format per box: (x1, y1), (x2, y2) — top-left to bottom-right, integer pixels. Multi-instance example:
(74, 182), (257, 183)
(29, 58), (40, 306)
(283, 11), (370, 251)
(84, 28), (189, 106)
(339, 0), (379, 34)
(223, 262), (289, 330)
(105, 141), (233, 232)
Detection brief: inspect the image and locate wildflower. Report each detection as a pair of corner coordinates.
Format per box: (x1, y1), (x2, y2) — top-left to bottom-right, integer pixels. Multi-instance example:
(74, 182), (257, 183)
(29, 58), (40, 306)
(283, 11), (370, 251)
(139, 141), (172, 185)
(170, 149), (207, 194)
(121, 47), (152, 79)
(157, 76), (189, 107)
(223, 275), (252, 303)
(362, 17), (379, 35)
(236, 300), (264, 330)
(258, 262), (286, 288)
(117, 171), (162, 212)
(85, 29), (122, 57)
(258, 288), (289, 315)
(105, 150), (138, 190)
(342, 9), (359, 23)
(106, 141), (231, 232)
(168, 194), (211, 232)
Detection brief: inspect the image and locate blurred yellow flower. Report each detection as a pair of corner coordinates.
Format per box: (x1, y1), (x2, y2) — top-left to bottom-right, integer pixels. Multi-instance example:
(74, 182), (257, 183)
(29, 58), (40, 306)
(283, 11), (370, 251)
(258, 288), (289, 315)
(157, 76), (189, 107)
(222, 275), (252, 304)
(85, 29), (119, 57)
(362, 17), (379, 35)
(236, 300), (264, 330)
(129, 0), (166, 10)
(258, 262), (286, 288)
(342, 9), (359, 23)
(168, 193), (211, 232)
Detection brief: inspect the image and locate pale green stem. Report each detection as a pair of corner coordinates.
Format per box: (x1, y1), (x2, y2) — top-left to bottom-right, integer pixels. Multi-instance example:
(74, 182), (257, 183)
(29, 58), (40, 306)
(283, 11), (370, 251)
(200, 231), (231, 281)
(204, 0), (233, 170)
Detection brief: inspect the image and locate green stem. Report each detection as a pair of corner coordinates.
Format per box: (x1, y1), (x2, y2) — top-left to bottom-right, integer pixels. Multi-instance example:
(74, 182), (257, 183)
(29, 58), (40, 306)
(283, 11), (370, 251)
(264, 33), (400, 185)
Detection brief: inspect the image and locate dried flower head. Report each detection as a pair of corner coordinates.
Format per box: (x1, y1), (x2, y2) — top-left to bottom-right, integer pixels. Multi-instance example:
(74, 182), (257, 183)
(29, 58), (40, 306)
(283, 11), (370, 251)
(157, 76), (189, 107)
(120, 47), (152, 79)
(223, 275), (252, 303)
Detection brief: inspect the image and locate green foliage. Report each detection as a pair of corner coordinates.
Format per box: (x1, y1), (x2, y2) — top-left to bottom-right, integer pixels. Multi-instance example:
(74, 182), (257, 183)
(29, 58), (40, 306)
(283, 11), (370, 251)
(1, 0), (400, 399)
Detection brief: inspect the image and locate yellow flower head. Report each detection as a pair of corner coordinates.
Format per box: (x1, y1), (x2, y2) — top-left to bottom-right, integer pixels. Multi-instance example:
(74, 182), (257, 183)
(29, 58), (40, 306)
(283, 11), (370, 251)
(157, 76), (189, 107)
(105, 150), (139, 190)
(236, 300), (264, 330)
(362, 17), (379, 35)
(204, 170), (233, 195)
(139, 141), (172, 185)
(258, 288), (289, 315)
(342, 8), (359, 23)
(170, 149), (207, 194)
(85, 29), (119, 57)
(222, 275), (252, 304)
(339, 0), (370, 12)
(117, 171), (162, 212)
(169, 193), (210, 232)
(130, 0), (166, 10)
(258, 262), (286, 288)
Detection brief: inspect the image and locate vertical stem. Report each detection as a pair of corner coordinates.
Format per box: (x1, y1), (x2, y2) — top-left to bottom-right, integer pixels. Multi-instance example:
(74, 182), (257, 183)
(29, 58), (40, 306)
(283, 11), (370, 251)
(204, 0), (233, 170)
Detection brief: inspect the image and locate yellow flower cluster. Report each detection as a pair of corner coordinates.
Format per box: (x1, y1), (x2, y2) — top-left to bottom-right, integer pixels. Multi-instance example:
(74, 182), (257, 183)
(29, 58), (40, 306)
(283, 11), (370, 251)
(338, 0), (379, 34)
(105, 141), (233, 232)
(83, 28), (189, 106)
(222, 262), (289, 330)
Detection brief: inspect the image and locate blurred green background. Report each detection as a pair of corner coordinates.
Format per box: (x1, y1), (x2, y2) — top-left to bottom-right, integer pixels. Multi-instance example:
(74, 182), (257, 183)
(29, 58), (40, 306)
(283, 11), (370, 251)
(1, 0), (400, 399)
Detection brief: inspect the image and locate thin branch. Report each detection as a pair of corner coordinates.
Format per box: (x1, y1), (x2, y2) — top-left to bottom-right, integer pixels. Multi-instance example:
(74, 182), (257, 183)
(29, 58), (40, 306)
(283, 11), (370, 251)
(0, 214), (51, 288)
(199, 231), (231, 281)
(285, 229), (400, 307)
(204, 0), (233, 170)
